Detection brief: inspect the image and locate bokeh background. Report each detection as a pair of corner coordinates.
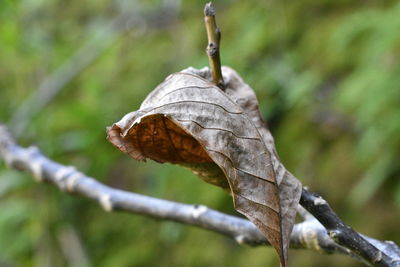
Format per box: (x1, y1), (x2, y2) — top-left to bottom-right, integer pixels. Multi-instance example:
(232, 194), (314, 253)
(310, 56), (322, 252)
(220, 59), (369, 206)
(0, 0), (399, 266)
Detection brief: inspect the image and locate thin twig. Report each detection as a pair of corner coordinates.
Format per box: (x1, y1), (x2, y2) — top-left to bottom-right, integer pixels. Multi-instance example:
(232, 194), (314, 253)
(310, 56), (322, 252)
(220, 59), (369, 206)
(0, 123), (399, 266)
(299, 188), (399, 266)
(204, 2), (224, 89)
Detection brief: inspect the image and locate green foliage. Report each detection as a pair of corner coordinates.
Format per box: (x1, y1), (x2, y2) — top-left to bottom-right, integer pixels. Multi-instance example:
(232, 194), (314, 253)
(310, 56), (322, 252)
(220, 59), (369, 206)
(0, 0), (399, 266)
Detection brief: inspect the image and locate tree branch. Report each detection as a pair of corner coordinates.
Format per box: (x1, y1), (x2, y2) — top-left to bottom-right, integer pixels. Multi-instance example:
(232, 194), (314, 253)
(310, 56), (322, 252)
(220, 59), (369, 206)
(300, 188), (399, 266)
(0, 123), (399, 266)
(204, 2), (224, 89)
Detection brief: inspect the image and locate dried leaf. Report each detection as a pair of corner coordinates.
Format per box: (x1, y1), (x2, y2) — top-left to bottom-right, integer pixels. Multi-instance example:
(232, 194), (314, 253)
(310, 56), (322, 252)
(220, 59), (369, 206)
(186, 66), (303, 265)
(107, 66), (302, 266)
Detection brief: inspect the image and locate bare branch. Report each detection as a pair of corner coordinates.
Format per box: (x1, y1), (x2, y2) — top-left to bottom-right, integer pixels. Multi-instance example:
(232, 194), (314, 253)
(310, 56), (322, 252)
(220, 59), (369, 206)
(0, 123), (399, 266)
(300, 188), (399, 266)
(204, 2), (224, 89)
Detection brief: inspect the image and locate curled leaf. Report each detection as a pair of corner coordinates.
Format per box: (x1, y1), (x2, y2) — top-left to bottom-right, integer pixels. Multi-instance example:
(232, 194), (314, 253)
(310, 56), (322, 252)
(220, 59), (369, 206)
(107, 66), (302, 266)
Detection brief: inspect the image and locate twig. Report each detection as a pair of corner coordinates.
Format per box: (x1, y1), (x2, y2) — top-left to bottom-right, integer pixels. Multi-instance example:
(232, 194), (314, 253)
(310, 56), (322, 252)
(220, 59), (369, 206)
(204, 2), (224, 89)
(0, 123), (399, 266)
(300, 188), (399, 266)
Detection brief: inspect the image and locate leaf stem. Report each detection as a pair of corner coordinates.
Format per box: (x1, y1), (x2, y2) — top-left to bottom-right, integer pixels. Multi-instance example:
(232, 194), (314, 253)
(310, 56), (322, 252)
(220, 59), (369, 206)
(204, 2), (225, 90)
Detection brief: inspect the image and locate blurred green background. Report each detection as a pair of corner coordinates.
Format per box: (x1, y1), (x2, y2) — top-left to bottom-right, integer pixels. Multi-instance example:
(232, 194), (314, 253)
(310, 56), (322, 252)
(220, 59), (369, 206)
(0, 0), (399, 266)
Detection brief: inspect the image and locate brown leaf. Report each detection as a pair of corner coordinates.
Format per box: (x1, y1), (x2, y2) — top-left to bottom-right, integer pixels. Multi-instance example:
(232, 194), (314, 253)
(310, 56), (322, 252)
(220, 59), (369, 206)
(107, 67), (302, 266)
(185, 66), (303, 265)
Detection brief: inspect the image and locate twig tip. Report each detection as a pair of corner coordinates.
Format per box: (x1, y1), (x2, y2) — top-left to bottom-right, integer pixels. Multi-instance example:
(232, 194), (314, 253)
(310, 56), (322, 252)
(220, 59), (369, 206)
(204, 2), (215, 16)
